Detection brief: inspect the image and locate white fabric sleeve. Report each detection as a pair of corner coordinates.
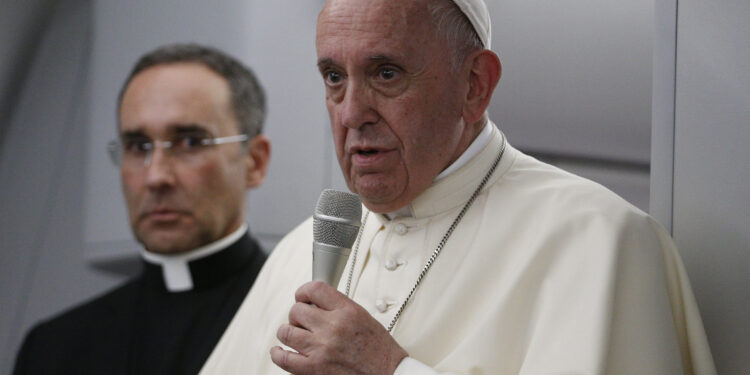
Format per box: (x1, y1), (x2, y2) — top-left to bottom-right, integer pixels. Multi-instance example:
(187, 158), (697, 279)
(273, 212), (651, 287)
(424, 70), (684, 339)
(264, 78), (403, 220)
(393, 357), (459, 375)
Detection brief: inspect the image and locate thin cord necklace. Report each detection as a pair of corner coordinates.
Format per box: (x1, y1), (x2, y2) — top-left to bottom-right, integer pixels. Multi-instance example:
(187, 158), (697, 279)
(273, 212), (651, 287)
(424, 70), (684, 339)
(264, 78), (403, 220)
(345, 134), (507, 333)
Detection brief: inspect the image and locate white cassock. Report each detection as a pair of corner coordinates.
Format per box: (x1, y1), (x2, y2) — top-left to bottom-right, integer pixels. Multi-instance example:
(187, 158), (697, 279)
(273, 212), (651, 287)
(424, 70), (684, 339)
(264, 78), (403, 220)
(200, 122), (716, 375)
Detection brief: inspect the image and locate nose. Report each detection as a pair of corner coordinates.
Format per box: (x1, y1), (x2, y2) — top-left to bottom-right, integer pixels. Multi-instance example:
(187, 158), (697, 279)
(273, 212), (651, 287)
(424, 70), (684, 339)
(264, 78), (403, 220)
(144, 147), (176, 190)
(338, 81), (379, 129)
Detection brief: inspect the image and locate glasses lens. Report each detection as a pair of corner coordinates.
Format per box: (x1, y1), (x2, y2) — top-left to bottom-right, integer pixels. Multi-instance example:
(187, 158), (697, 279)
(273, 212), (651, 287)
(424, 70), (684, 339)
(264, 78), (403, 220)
(107, 134), (248, 168)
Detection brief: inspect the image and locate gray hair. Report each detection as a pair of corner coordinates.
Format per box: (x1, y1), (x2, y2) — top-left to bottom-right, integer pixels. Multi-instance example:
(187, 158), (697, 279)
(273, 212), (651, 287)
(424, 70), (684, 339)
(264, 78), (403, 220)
(117, 43), (266, 137)
(428, 0), (485, 70)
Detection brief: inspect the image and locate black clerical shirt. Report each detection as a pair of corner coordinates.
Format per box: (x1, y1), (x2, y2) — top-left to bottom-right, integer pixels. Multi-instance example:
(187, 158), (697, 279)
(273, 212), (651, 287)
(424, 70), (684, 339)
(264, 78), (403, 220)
(13, 232), (266, 375)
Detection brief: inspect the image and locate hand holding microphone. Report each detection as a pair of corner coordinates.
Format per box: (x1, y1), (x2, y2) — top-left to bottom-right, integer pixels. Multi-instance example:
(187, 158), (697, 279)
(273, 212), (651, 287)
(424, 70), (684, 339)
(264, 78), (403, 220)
(270, 189), (408, 375)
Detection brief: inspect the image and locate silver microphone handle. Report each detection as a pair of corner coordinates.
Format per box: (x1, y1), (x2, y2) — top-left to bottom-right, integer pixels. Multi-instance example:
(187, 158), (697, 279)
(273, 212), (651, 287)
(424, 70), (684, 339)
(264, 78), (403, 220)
(312, 242), (351, 287)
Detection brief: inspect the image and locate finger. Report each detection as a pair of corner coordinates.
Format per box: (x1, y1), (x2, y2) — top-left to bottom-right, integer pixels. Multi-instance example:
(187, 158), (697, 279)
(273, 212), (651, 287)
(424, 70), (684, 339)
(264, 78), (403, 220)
(288, 301), (326, 331)
(276, 323), (315, 354)
(270, 345), (310, 375)
(295, 281), (348, 310)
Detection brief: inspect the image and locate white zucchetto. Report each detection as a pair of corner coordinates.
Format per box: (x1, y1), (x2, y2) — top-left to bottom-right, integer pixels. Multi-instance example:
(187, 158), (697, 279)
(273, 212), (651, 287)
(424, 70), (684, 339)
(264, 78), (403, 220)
(452, 0), (492, 49)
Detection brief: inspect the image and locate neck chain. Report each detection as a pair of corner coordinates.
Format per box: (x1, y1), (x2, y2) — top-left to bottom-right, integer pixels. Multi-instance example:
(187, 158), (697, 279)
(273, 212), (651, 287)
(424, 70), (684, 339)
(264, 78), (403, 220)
(344, 135), (506, 333)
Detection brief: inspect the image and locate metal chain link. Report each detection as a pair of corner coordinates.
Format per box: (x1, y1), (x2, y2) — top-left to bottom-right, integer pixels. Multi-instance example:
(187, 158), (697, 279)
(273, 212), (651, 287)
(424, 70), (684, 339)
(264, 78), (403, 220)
(345, 211), (369, 297)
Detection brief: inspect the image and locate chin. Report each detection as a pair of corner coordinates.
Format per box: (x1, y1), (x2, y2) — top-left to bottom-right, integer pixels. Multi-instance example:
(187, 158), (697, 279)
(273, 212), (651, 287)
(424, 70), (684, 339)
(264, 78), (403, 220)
(358, 191), (407, 214)
(142, 241), (189, 254)
(138, 232), (195, 254)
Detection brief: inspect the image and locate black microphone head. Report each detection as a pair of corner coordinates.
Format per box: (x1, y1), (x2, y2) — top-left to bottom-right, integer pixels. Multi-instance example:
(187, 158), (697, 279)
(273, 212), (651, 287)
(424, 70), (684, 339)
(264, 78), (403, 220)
(313, 189), (362, 248)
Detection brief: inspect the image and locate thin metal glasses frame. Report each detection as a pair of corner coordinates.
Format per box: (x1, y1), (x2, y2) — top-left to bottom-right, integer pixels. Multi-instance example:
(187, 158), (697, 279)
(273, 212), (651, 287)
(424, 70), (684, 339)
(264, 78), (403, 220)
(107, 133), (249, 166)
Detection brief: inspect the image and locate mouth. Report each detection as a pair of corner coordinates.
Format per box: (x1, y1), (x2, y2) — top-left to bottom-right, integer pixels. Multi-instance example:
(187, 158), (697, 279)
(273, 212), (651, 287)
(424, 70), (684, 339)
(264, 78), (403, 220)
(141, 208), (185, 223)
(349, 146), (396, 168)
(356, 148), (380, 156)
(349, 143), (391, 155)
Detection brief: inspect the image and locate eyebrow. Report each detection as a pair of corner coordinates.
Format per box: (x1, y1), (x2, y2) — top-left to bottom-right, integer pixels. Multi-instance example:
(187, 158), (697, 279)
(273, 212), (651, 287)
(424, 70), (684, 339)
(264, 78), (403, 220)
(120, 130), (148, 139)
(368, 55), (398, 63)
(317, 58), (334, 70)
(317, 55), (402, 69)
(172, 124), (210, 135)
(120, 124), (211, 138)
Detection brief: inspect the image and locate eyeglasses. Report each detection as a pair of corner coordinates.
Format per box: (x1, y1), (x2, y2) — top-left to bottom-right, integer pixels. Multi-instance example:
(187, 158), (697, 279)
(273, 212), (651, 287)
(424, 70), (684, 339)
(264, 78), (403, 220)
(107, 133), (249, 167)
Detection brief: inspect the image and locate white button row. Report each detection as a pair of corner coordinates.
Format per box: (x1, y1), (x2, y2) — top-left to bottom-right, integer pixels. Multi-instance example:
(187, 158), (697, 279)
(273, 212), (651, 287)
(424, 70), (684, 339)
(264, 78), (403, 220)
(384, 259), (399, 270)
(394, 223), (408, 235)
(384, 259), (407, 271)
(375, 298), (392, 313)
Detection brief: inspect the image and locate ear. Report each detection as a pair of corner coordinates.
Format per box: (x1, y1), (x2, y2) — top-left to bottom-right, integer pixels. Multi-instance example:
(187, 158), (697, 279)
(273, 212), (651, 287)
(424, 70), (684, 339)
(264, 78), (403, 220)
(462, 50), (502, 124)
(244, 134), (271, 189)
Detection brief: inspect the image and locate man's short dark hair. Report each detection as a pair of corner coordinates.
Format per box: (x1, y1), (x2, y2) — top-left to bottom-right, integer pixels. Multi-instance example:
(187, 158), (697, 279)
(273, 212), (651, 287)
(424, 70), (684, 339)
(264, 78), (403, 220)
(118, 43), (266, 137)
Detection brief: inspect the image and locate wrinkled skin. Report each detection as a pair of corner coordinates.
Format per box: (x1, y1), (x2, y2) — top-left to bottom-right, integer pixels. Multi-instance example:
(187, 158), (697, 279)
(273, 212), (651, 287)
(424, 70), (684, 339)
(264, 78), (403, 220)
(317, 0), (480, 214)
(271, 282), (408, 375)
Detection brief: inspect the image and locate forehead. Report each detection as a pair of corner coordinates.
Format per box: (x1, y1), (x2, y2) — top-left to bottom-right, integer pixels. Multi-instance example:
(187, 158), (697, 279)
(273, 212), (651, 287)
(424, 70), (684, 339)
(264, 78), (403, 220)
(119, 63), (234, 135)
(316, 0), (436, 61)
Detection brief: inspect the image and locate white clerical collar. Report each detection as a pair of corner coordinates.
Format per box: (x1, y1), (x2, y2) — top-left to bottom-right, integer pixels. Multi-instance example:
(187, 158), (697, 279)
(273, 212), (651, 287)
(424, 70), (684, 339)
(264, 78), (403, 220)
(436, 120), (493, 181)
(385, 121), (493, 220)
(140, 223), (248, 292)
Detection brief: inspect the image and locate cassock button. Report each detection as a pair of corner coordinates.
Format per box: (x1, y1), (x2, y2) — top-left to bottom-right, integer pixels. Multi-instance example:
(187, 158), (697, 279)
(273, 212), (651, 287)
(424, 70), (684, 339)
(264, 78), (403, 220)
(375, 299), (389, 313)
(385, 259), (399, 271)
(394, 223), (408, 235)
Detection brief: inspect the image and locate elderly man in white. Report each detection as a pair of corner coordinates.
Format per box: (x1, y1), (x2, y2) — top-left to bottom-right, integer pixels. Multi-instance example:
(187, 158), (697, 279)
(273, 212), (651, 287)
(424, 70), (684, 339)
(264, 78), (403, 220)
(200, 0), (717, 374)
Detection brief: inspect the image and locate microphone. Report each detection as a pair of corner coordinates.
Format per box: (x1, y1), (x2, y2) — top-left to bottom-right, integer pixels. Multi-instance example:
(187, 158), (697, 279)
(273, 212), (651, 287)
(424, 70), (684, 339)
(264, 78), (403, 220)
(312, 189), (362, 287)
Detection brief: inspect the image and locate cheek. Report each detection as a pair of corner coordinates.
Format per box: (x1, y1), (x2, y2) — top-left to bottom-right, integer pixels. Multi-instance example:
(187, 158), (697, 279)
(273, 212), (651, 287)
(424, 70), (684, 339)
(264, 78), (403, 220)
(326, 98), (338, 125)
(329, 119), (349, 163)
(192, 161), (235, 194)
(394, 114), (456, 172)
(195, 157), (248, 206)
(120, 171), (145, 225)
(333, 129), (348, 161)
(120, 170), (142, 202)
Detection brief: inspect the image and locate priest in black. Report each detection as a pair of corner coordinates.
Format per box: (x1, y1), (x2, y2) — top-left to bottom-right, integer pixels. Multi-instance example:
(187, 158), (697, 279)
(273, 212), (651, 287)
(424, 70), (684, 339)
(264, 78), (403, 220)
(13, 43), (272, 374)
